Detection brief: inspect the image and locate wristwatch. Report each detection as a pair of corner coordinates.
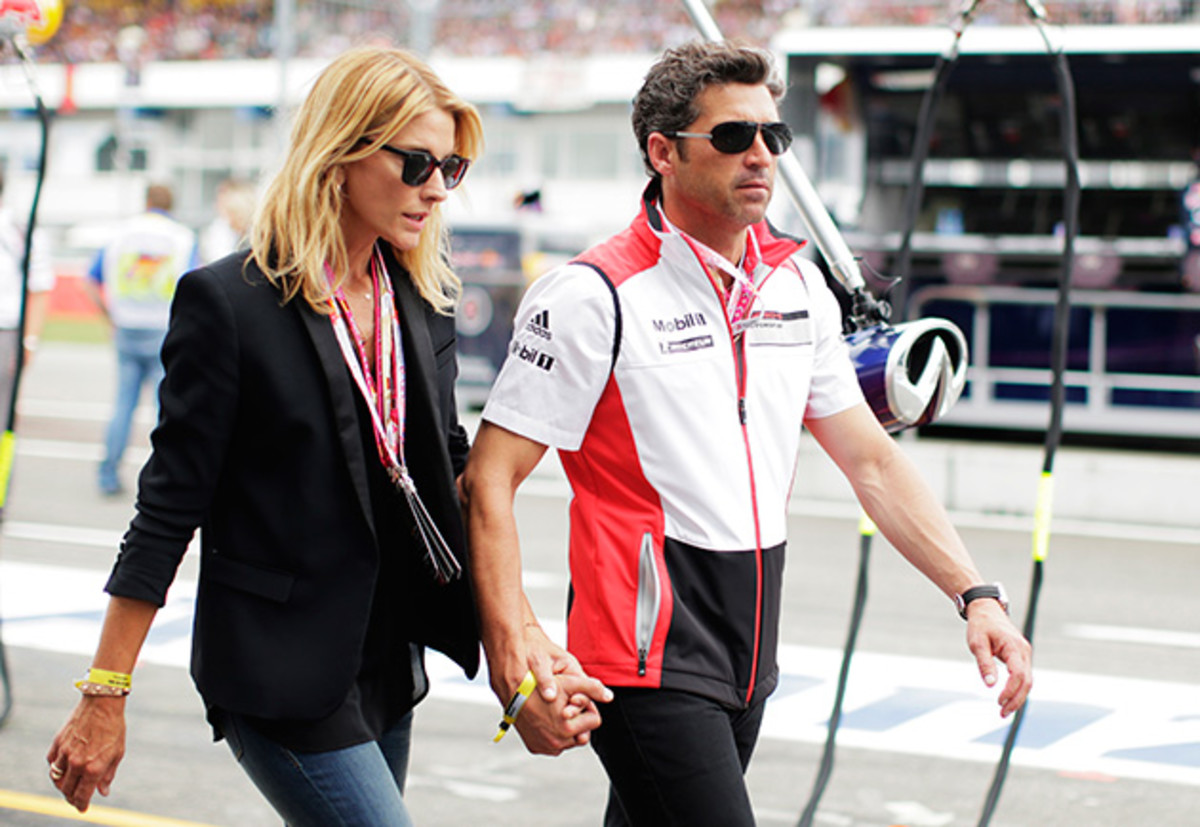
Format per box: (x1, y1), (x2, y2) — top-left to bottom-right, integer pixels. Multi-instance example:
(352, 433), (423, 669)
(954, 583), (1009, 621)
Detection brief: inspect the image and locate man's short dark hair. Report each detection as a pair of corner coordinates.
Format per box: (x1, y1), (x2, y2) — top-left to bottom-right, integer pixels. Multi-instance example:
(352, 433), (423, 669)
(632, 40), (786, 178)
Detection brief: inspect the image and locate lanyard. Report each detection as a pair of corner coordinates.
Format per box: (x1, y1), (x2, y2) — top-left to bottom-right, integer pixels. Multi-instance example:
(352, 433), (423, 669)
(329, 250), (406, 478)
(665, 216), (762, 334)
(326, 249), (462, 584)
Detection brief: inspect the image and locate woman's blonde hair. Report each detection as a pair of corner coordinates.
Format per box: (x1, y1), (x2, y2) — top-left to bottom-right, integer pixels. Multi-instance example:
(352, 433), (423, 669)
(249, 46), (483, 314)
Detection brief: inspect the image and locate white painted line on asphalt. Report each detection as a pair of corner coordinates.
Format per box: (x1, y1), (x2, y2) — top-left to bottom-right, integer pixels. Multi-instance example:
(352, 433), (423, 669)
(1065, 623), (1200, 649)
(4, 520), (124, 548)
(17, 398), (157, 424)
(6, 557), (1198, 792)
(14, 437), (150, 464)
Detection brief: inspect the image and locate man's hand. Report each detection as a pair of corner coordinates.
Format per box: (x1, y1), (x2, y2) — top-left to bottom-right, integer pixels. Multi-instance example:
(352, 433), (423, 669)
(965, 599), (1033, 717)
(46, 696), (127, 812)
(494, 624), (612, 756)
(512, 672), (609, 755)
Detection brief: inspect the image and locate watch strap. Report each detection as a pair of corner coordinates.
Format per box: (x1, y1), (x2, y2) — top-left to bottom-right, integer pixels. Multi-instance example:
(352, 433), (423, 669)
(955, 583), (1009, 620)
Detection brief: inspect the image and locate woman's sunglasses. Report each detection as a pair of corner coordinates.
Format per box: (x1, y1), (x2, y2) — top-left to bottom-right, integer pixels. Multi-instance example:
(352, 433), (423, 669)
(663, 121), (793, 156)
(377, 144), (471, 189)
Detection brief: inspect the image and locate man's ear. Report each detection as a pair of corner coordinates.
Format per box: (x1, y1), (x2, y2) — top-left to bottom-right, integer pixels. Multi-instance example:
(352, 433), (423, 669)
(646, 132), (675, 178)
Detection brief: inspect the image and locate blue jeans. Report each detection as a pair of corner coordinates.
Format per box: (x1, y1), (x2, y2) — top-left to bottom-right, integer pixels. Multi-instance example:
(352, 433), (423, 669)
(221, 711), (416, 827)
(99, 327), (165, 491)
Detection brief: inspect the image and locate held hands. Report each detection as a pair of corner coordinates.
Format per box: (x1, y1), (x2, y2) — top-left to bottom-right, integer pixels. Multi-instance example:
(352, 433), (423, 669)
(46, 696), (128, 813)
(965, 599), (1033, 718)
(495, 624), (612, 756)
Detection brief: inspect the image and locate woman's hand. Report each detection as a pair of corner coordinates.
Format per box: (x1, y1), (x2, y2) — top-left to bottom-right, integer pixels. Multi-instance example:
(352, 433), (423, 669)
(46, 696), (128, 812)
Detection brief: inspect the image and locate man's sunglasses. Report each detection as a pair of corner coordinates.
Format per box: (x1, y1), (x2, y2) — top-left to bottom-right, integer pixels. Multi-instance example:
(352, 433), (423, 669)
(377, 144), (471, 189)
(663, 121), (793, 156)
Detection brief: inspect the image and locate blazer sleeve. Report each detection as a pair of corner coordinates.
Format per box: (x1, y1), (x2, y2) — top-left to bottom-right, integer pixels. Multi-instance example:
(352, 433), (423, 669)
(106, 266), (240, 606)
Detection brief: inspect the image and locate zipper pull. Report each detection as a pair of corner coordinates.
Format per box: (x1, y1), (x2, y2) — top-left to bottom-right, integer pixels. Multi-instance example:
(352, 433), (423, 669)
(638, 648), (648, 677)
(738, 397), (747, 425)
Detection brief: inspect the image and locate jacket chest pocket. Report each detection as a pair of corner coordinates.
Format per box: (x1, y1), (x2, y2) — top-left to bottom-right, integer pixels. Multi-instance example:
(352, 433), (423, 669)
(742, 309), (814, 348)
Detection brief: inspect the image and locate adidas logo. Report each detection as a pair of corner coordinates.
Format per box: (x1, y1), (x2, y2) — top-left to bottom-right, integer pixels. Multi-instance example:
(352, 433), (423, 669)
(524, 309), (552, 341)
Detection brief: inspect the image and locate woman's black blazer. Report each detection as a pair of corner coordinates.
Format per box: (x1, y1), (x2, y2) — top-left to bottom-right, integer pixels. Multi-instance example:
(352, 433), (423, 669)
(105, 249), (479, 720)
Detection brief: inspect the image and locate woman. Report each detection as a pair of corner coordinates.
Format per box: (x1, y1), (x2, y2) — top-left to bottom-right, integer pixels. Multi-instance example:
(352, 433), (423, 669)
(46, 46), (483, 825)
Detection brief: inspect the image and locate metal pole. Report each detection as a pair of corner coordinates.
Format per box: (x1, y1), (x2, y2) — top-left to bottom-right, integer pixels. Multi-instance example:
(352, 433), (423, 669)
(275, 0), (295, 151)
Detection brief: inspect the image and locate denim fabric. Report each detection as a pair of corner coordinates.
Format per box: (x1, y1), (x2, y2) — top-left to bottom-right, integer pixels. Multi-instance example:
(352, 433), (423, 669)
(99, 327), (165, 492)
(221, 710), (415, 827)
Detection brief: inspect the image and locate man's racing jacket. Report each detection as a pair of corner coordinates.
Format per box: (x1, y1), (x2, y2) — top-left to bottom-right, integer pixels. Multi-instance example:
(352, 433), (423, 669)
(482, 184), (863, 708)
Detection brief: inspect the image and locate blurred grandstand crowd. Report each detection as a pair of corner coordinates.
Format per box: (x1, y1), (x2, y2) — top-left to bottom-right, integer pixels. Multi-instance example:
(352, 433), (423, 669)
(22, 0), (1200, 64)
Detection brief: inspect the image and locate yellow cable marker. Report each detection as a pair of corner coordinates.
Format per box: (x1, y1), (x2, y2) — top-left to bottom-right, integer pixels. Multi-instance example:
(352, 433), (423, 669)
(1032, 470), (1054, 563)
(857, 512), (877, 537)
(493, 670), (537, 742)
(0, 430), (16, 508)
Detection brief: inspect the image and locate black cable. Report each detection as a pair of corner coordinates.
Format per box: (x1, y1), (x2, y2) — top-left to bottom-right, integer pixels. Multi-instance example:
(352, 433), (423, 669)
(796, 8), (977, 822)
(0, 31), (53, 729)
(890, 2), (977, 321)
(977, 25), (1079, 825)
(796, 516), (874, 827)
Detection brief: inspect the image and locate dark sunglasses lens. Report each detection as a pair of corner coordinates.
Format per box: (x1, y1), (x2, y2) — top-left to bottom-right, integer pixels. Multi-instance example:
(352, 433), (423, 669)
(401, 151), (438, 186)
(761, 123), (793, 155)
(441, 156), (469, 189)
(708, 122), (793, 155)
(709, 122), (759, 154)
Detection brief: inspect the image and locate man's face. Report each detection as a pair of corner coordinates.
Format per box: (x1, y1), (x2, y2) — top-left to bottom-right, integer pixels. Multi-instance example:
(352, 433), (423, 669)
(662, 82), (780, 241)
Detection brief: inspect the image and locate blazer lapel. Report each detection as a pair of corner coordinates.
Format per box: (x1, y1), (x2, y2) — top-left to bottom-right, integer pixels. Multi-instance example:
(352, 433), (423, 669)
(298, 300), (376, 532)
(388, 257), (444, 455)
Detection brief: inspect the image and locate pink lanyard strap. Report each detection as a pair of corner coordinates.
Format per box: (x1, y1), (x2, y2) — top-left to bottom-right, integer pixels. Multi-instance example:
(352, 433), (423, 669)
(328, 250), (406, 476)
(325, 250), (462, 584)
(673, 223), (761, 334)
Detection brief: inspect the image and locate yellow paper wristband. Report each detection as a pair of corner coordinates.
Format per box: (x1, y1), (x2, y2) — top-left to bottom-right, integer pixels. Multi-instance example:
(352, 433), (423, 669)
(493, 671), (537, 743)
(85, 668), (132, 689)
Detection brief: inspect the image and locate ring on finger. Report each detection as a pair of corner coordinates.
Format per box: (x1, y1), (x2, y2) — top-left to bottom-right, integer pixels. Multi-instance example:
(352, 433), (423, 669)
(48, 764), (65, 780)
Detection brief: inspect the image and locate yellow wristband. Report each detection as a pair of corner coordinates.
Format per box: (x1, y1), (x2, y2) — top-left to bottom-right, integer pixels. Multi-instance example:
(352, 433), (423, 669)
(75, 668), (132, 696)
(493, 671), (537, 743)
(84, 668), (132, 689)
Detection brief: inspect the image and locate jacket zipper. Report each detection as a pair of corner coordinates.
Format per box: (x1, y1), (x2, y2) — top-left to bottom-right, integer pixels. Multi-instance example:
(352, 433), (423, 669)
(733, 330), (765, 704)
(684, 232), (791, 705)
(635, 532), (661, 676)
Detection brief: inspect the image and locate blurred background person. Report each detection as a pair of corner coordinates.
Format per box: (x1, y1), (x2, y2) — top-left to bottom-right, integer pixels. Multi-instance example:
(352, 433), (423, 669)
(84, 182), (197, 496)
(0, 167), (56, 427)
(200, 176), (257, 262)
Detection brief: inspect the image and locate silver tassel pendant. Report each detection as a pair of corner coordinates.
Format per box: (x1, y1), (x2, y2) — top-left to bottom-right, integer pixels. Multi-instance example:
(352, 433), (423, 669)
(391, 467), (463, 585)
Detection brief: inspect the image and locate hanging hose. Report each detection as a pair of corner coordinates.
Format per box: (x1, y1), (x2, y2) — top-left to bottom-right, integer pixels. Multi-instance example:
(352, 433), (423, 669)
(798, 5), (979, 821)
(891, 0), (980, 320)
(796, 514), (875, 827)
(977, 5), (1079, 822)
(0, 28), (53, 729)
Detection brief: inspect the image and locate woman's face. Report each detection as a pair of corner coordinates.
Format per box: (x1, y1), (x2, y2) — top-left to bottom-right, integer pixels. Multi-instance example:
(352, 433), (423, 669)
(340, 107), (457, 259)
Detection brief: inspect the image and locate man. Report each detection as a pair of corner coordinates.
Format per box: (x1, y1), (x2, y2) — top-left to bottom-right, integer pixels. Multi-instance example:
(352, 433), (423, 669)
(87, 183), (197, 495)
(463, 41), (1032, 827)
(0, 167), (56, 431)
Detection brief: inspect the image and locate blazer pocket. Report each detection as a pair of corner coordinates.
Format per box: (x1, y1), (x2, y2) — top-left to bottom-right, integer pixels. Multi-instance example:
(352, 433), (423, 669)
(204, 551), (296, 603)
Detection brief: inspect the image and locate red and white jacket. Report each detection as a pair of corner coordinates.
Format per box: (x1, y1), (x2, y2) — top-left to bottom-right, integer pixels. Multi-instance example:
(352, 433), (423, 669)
(482, 184), (863, 708)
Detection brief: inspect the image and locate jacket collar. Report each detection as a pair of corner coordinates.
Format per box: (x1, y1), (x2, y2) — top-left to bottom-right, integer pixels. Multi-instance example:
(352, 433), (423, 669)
(637, 179), (807, 273)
